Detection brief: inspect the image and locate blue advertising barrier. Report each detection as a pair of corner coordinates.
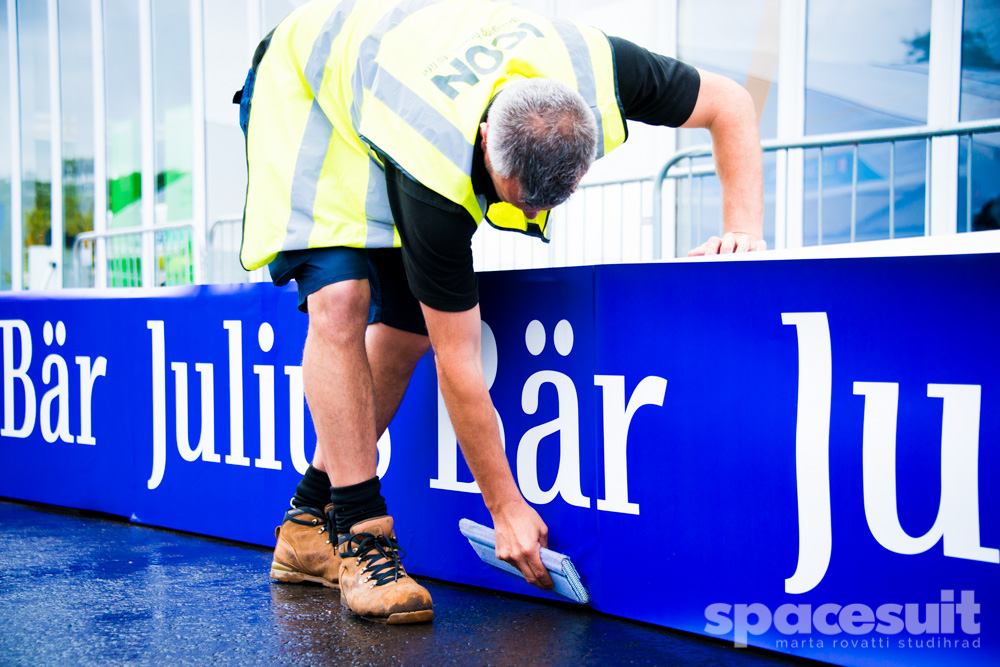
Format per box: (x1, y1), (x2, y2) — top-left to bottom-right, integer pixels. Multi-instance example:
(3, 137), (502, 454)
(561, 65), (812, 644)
(1, 254), (997, 666)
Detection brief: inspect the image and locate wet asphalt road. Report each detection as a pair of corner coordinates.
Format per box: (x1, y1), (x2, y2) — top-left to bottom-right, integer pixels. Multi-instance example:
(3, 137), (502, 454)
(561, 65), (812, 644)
(0, 499), (816, 666)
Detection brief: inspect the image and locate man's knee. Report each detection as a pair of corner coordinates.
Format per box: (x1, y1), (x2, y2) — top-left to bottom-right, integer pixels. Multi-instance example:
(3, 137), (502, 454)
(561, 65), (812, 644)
(368, 323), (430, 370)
(306, 280), (370, 346)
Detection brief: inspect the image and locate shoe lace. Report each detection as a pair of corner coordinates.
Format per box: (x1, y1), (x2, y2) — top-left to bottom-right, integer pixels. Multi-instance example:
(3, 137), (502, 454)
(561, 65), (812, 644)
(284, 505), (336, 543)
(340, 532), (408, 587)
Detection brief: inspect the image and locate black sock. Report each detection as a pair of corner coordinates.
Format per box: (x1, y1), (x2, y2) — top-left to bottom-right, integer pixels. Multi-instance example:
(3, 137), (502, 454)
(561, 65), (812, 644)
(330, 476), (388, 535)
(292, 465), (332, 511)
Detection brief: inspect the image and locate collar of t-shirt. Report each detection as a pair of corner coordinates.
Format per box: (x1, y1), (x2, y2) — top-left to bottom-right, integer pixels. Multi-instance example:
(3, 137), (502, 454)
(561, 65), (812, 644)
(471, 138), (499, 205)
(471, 105), (500, 206)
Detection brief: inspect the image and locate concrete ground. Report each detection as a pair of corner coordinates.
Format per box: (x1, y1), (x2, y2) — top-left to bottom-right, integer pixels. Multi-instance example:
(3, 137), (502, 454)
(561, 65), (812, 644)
(0, 499), (817, 666)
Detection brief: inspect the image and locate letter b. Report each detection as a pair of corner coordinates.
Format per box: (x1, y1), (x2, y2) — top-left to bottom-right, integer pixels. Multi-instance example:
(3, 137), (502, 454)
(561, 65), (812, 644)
(1, 320), (36, 438)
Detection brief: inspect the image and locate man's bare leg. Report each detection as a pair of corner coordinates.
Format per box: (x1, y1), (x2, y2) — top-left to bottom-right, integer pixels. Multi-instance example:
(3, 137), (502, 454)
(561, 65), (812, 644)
(301, 279), (377, 487)
(270, 278), (375, 589)
(299, 285), (434, 623)
(311, 322), (430, 473)
(368, 323), (432, 435)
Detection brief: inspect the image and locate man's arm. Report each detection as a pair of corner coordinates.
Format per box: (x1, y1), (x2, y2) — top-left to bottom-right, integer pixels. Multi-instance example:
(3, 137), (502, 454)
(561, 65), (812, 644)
(421, 302), (554, 590)
(607, 37), (764, 255)
(380, 152), (553, 589)
(681, 69), (766, 255)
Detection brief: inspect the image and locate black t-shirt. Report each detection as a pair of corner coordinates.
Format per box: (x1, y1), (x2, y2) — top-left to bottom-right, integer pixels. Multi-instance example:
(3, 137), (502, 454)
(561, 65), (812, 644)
(388, 35), (701, 313)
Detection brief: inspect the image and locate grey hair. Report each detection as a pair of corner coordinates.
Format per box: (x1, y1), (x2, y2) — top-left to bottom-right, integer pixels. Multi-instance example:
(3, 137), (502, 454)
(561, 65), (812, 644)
(486, 78), (598, 209)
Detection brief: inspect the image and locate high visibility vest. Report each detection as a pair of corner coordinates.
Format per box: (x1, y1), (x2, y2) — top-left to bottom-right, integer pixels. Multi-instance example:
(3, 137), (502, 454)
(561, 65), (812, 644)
(241, 0), (627, 270)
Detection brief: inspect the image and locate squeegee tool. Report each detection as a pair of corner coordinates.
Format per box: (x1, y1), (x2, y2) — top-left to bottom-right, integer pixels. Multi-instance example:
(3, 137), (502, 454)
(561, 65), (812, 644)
(458, 518), (590, 605)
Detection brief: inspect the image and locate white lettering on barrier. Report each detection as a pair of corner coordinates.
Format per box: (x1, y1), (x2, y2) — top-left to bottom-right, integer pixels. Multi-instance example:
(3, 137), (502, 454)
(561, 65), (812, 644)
(171, 361), (219, 463)
(284, 365), (310, 476)
(76, 354), (106, 446)
(1, 320), (35, 438)
(223, 321), (250, 467)
(0, 313), (652, 511)
(781, 312), (833, 595)
(784, 312), (997, 595)
(40, 322), (73, 444)
(594, 375), (666, 515)
(431, 321), (504, 493)
(6, 308), (991, 584)
(149, 321), (167, 489)
(856, 381), (998, 564)
(376, 429), (391, 479)
(253, 323), (280, 471)
(518, 369), (589, 507)
(431, 319), (665, 516)
(147, 320), (316, 490)
(1, 319), (106, 445)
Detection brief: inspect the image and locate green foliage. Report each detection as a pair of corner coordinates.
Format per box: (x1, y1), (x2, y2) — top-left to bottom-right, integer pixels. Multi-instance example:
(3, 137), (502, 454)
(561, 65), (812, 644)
(24, 181), (50, 247)
(23, 163), (184, 249)
(64, 180), (94, 245)
(23, 170), (95, 248)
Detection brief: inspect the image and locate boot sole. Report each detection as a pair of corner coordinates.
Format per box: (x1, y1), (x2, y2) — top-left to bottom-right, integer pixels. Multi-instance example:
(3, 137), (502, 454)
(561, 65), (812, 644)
(386, 609), (434, 624)
(339, 592), (433, 624)
(270, 560), (340, 590)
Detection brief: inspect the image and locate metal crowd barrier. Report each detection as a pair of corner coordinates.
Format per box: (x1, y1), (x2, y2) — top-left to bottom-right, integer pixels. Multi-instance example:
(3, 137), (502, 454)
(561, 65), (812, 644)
(71, 222), (199, 288)
(478, 120), (1000, 270)
(207, 218), (270, 284)
(471, 175), (655, 273)
(70, 120), (1000, 287)
(71, 218), (267, 289)
(653, 118), (1000, 259)
(559, 176), (657, 265)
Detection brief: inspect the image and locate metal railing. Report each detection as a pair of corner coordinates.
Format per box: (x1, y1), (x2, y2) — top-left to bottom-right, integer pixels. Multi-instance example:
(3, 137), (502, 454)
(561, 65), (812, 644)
(71, 217), (265, 289)
(70, 120), (999, 287)
(472, 175), (656, 272)
(565, 175), (657, 264)
(71, 222), (199, 288)
(207, 218), (270, 284)
(653, 118), (1000, 258)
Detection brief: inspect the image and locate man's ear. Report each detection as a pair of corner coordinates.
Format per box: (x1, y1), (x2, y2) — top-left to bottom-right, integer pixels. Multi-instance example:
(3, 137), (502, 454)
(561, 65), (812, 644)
(479, 121), (489, 152)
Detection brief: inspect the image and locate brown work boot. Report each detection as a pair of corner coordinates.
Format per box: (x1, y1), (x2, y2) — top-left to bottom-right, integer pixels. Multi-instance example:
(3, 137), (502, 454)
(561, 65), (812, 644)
(337, 516), (433, 624)
(270, 504), (341, 589)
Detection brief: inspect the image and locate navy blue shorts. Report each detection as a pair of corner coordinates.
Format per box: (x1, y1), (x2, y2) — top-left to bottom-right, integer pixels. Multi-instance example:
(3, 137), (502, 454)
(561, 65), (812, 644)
(268, 247), (428, 336)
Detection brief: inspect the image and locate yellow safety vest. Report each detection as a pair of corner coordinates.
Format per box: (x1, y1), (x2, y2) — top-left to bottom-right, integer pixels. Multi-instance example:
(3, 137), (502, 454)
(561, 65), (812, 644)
(241, 0), (627, 270)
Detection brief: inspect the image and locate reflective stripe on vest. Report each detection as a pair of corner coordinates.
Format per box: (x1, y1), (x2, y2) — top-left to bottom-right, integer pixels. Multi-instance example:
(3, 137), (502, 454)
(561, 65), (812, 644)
(241, 0), (626, 270)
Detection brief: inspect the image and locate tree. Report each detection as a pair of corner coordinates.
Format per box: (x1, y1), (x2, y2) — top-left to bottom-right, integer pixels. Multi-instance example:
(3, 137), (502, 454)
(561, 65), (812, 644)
(23, 159), (95, 249)
(904, 30), (1000, 69)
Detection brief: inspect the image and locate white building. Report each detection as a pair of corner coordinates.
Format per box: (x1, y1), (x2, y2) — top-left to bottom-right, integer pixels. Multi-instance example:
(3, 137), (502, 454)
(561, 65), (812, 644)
(0, 0), (997, 289)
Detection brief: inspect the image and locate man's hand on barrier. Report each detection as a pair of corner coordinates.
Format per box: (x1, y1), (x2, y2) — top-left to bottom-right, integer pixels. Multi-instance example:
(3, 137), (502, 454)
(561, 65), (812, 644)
(492, 500), (554, 591)
(688, 232), (767, 256)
